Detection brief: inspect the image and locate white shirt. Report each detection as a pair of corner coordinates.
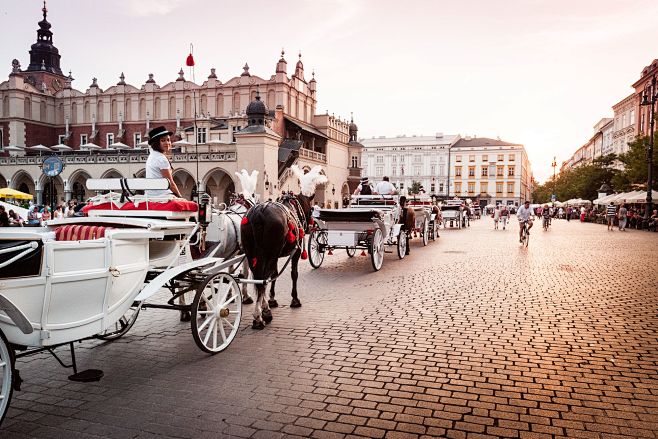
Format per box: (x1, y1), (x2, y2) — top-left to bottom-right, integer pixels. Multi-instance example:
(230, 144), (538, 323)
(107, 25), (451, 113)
(517, 205), (532, 221)
(145, 149), (173, 197)
(374, 180), (397, 195)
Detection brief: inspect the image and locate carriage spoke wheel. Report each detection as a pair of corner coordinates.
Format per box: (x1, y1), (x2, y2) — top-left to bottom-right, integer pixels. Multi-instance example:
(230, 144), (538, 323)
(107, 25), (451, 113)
(397, 231), (407, 259)
(346, 247), (356, 258)
(370, 228), (384, 271)
(192, 272), (242, 354)
(422, 219), (429, 246)
(308, 230), (327, 269)
(0, 330), (14, 425)
(95, 302), (141, 341)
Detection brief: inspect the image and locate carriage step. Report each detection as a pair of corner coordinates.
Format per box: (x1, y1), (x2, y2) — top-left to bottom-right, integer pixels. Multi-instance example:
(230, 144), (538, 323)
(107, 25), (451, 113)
(384, 250), (393, 253)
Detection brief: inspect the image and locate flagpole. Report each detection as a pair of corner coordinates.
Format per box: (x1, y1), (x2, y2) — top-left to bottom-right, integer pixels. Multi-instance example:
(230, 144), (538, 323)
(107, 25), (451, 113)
(186, 43), (200, 199)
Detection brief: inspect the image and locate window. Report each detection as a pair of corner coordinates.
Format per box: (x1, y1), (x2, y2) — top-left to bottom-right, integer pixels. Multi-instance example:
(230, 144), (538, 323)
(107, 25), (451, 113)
(468, 166), (475, 177)
(430, 183), (435, 193)
(400, 155), (405, 164)
(134, 132), (142, 147)
(456, 155), (462, 162)
(439, 183), (444, 193)
(496, 182), (503, 193)
(400, 166), (405, 176)
(507, 182), (515, 194)
(497, 165), (504, 176)
(351, 155), (358, 168)
(497, 154), (504, 161)
(58, 134), (66, 144)
(482, 154), (488, 162)
(508, 154), (515, 161)
(375, 166), (383, 177)
(508, 166), (515, 176)
(197, 127), (207, 144)
(439, 165), (445, 176)
(481, 167), (488, 177)
(392, 167), (396, 176)
(480, 182), (488, 194)
(80, 134), (88, 145)
(376, 155), (384, 164)
(0, 128), (4, 147)
(641, 113), (645, 132)
(106, 133), (114, 147)
(469, 155), (475, 162)
(454, 182), (462, 194)
(455, 166), (462, 177)
(399, 182), (404, 190)
(414, 155), (422, 163)
(467, 182), (475, 193)
(414, 166), (421, 176)
(430, 164), (436, 175)
(392, 155), (397, 163)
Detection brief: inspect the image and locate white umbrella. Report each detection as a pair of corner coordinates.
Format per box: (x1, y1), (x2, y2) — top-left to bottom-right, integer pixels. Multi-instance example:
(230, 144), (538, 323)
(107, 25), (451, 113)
(173, 139), (193, 147)
(51, 143), (73, 151)
(81, 142), (101, 150)
(26, 144), (53, 155)
(207, 139), (228, 145)
(1, 145), (24, 156)
(109, 141), (131, 150)
(135, 140), (149, 149)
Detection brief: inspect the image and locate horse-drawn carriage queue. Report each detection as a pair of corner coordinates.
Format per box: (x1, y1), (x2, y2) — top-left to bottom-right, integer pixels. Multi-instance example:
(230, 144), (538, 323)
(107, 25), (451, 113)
(0, 137), (473, 425)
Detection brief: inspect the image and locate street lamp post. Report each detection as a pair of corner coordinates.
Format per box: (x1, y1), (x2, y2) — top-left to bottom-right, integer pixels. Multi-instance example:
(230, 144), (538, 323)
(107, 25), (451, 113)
(640, 74), (656, 222)
(551, 156), (557, 206)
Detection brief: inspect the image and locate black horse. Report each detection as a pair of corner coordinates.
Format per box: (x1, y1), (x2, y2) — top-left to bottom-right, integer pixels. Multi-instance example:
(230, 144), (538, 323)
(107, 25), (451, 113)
(240, 193), (314, 329)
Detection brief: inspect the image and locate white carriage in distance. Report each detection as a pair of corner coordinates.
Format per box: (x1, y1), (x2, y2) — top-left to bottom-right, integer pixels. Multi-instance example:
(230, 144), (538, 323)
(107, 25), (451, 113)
(441, 199), (464, 229)
(0, 178), (248, 425)
(406, 195), (441, 243)
(307, 195), (410, 271)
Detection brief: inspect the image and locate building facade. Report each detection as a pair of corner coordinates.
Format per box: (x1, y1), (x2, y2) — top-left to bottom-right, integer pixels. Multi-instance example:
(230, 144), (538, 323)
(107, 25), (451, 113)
(360, 134), (459, 197)
(0, 4), (362, 208)
(450, 137), (532, 207)
(633, 59), (658, 138)
(612, 93), (638, 157)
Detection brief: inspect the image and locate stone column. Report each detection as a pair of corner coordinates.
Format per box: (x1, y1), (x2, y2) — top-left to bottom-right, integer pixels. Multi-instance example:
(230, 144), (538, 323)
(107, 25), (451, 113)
(36, 189), (43, 206)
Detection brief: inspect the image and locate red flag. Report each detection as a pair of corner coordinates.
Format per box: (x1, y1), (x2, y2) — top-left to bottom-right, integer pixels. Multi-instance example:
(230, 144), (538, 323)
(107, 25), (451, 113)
(186, 53), (195, 67)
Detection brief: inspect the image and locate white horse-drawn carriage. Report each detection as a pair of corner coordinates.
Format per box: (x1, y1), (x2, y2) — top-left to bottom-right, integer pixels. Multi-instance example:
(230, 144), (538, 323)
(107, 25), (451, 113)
(441, 199), (464, 229)
(0, 178), (250, 425)
(406, 196), (440, 243)
(307, 195), (409, 271)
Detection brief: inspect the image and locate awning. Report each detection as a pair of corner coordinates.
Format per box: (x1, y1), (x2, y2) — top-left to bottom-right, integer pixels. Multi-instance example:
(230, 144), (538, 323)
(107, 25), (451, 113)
(284, 116), (328, 139)
(278, 139), (303, 162)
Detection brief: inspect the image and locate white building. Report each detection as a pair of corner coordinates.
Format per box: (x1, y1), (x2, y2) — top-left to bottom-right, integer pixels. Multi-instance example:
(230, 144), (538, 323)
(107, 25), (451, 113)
(612, 93), (638, 156)
(360, 134), (459, 197)
(449, 137), (532, 207)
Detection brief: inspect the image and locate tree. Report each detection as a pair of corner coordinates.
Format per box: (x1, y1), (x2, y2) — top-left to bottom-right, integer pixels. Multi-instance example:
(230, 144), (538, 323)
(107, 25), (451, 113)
(612, 133), (658, 191)
(409, 181), (422, 195)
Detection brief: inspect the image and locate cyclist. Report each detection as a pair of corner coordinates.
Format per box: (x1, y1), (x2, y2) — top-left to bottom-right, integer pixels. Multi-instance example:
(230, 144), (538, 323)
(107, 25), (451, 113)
(517, 200), (534, 243)
(542, 204), (551, 230)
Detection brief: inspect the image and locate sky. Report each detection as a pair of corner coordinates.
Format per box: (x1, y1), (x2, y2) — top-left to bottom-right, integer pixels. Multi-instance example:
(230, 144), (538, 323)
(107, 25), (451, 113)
(1, 0), (657, 182)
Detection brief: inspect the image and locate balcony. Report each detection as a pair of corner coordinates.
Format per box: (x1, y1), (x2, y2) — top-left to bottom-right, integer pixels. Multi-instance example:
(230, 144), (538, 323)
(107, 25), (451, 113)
(299, 148), (326, 163)
(348, 167), (361, 177)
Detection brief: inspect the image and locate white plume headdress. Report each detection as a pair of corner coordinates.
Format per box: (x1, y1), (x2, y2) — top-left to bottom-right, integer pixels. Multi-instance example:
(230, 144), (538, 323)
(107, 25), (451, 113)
(291, 165), (328, 197)
(234, 169), (259, 200)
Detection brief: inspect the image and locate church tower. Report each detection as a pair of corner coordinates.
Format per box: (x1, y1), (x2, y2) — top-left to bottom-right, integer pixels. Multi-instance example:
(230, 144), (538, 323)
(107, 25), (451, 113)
(26, 1), (63, 75)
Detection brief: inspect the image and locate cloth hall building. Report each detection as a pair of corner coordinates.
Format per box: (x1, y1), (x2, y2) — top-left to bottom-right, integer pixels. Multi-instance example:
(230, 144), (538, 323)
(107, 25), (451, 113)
(0, 4), (364, 207)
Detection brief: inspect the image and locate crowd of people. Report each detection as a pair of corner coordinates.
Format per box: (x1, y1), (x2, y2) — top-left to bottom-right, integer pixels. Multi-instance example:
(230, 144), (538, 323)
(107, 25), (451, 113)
(0, 199), (82, 227)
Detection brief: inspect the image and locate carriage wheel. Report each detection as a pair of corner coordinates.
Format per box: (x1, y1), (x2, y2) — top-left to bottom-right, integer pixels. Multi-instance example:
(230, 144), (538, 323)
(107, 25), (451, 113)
(308, 229), (327, 269)
(0, 330), (14, 426)
(95, 302), (141, 341)
(346, 247), (356, 258)
(192, 272), (242, 354)
(397, 231), (407, 259)
(370, 228), (384, 271)
(422, 220), (429, 246)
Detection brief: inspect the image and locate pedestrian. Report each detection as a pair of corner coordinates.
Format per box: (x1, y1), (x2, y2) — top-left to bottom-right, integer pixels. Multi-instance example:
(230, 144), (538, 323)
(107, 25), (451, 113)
(566, 206), (572, 222)
(353, 176), (373, 195)
(41, 204), (51, 222)
(618, 204), (627, 231)
(493, 205), (500, 229)
(374, 176), (397, 195)
(54, 204), (65, 219)
(500, 205), (509, 230)
(606, 202), (616, 231)
(27, 205), (40, 226)
(8, 209), (24, 226)
(0, 206), (9, 227)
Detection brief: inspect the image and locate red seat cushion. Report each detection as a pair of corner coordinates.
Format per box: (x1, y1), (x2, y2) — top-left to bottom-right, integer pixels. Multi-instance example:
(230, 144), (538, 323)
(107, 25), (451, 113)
(82, 199), (198, 214)
(55, 225), (110, 241)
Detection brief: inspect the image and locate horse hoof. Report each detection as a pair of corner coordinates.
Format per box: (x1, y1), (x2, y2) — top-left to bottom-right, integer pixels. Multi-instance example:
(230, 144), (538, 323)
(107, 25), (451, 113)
(262, 309), (273, 324)
(268, 299), (279, 308)
(180, 311), (191, 322)
(290, 298), (302, 308)
(242, 297), (254, 305)
(252, 320), (265, 330)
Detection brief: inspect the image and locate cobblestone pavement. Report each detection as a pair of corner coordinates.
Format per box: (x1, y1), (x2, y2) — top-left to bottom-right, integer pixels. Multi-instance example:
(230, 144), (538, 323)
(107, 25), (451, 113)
(2, 217), (658, 439)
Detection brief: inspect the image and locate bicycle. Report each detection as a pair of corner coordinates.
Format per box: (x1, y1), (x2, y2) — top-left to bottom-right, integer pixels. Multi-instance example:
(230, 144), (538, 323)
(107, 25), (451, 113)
(520, 220), (530, 247)
(542, 216), (550, 231)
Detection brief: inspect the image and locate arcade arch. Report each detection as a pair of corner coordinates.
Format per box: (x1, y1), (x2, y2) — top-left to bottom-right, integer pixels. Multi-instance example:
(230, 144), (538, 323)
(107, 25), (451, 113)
(100, 168), (123, 179)
(68, 169), (92, 202)
(203, 168), (235, 205)
(39, 173), (65, 207)
(172, 168), (196, 200)
(11, 170), (35, 196)
(0, 173), (7, 188)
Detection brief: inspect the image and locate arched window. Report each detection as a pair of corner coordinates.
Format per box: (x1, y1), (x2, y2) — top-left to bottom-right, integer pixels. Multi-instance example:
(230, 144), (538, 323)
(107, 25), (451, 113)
(154, 97), (160, 119)
(57, 103), (64, 124)
(169, 96), (176, 118)
(125, 98), (132, 120)
(184, 95), (192, 118)
(215, 94), (224, 116)
(139, 98), (146, 120)
(111, 99), (117, 121)
(233, 92), (240, 113)
(200, 94), (207, 115)
(2, 96), (9, 117)
(83, 101), (90, 123)
(40, 99), (47, 122)
(24, 97), (32, 119)
(96, 100), (104, 122)
(250, 90), (257, 102)
(267, 90), (275, 109)
(71, 101), (77, 124)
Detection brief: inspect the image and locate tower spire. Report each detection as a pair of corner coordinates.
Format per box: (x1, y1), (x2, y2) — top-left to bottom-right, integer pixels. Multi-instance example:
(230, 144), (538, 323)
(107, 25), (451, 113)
(26, 0), (63, 75)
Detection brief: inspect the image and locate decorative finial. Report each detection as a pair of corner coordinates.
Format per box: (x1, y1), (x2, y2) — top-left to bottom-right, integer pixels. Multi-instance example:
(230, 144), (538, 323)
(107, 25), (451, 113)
(241, 63), (250, 76)
(40, 59), (46, 71)
(90, 77), (98, 87)
(118, 72), (125, 85)
(11, 59), (20, 74)
(68, 70), (73, 79)
(177, 68), (185, 80)
(208, 67), (217, 79)
(146, 73), (155, 83)
(311, 70), (315, 79)
(351, 112), (353, 123)
(42, 1), (47, 18)
(281, 48), (285, 57)
(298, 51), (302, 59)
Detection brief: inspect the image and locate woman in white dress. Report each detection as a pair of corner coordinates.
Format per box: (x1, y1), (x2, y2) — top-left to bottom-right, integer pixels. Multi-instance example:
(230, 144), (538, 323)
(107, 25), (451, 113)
(146, 126), (182, 198)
